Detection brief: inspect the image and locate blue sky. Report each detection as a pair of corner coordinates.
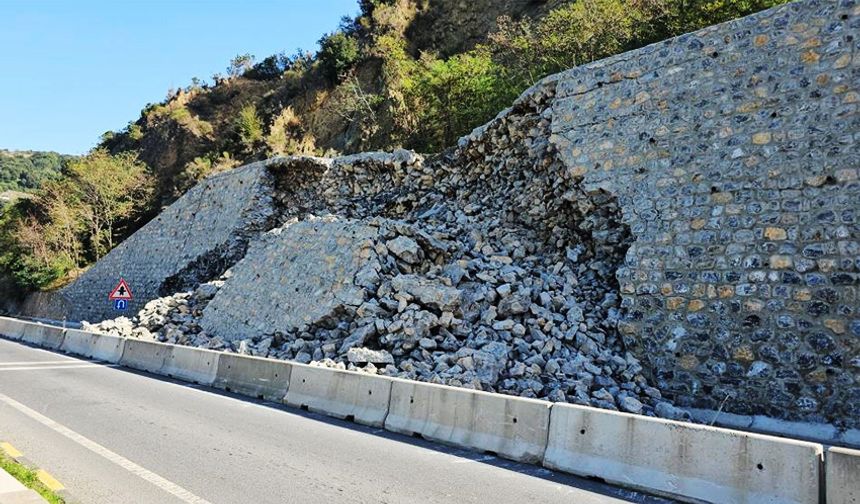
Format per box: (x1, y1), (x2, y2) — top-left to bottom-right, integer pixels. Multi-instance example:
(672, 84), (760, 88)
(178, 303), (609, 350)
(0, 0), (359, 155)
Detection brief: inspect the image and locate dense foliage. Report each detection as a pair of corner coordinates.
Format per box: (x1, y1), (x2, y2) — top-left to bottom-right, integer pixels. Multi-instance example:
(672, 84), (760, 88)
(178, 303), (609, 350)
(0, 150), (65, 192)
(318, 31), (361, 83)
(381, 0), (786, 151)
(0, 151), (154, 289)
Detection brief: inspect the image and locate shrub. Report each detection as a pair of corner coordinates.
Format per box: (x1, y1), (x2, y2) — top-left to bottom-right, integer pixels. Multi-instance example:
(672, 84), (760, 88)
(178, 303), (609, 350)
(487, 0), (791, 89)
(227, 53), (255, 78)
(318, 31), (361, 83)
(235, 104), (264, 153)
(371, 30), (515, 151)
(128, 123), (144, 141)
(176, 152), (240, 190)
(634, 0), (788, 41)
(246, 54), (288, 80)
(406, 49), (515, 151)
(265, 107), (316, 156)
(541, 0), (635, 68)
(169, 106), (192, 122)
(488, 0), (639, 88)
(148, 105), (214, 138)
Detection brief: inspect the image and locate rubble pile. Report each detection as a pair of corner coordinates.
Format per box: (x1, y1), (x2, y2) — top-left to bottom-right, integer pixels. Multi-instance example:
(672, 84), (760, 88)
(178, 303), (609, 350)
(85, 82), (689, 421)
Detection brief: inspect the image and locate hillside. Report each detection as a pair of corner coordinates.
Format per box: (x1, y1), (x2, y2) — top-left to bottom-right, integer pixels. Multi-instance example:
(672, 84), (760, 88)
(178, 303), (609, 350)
(0, 0), (788, 293)
(97, 0), (564, 204)
(0, 150), (65, 192)
(98, 0), (786, 205)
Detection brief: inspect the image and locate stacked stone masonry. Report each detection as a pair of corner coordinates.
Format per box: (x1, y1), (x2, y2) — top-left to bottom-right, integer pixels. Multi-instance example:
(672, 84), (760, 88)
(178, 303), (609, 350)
(550, 0), (860, 424)
(58, 0), (857, 429)
(61, 161), (278, 321)
(201, 219), (381, 338)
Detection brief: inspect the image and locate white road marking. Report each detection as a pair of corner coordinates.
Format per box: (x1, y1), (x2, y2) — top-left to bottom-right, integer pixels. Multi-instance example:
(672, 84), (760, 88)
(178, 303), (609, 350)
(0, 393), (213, 504)
(0, 364), (110, 372)
(0, 360), (87, 366)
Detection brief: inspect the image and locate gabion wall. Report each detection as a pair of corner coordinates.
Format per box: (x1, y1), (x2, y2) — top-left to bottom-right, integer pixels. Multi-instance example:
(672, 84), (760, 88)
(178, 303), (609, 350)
(551, 0), (860, 425)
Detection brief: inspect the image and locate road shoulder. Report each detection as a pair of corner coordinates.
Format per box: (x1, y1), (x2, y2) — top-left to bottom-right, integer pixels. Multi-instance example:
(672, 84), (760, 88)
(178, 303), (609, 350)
(1, 441), (65, 503)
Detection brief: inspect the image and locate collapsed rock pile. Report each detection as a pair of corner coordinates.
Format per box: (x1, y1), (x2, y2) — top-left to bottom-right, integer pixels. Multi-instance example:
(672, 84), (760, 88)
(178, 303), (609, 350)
(85, 81), (689, 421)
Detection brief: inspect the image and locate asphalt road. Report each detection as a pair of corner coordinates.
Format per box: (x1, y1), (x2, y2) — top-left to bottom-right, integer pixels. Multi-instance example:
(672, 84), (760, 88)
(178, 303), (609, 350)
(0, 337), (674, 504)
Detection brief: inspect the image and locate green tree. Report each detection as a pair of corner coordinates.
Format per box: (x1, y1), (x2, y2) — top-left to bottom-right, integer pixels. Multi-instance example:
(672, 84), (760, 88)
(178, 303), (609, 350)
(318, 31), (361, 83)
(39, 179), (86, 266)
(0, 197), (75, 289)
(266, 106), (317, 156)
(65, 150), (155, 260)
(235, 104), (264, 154)
(227, 53), (255, 78)
(407, 49), (515, 151)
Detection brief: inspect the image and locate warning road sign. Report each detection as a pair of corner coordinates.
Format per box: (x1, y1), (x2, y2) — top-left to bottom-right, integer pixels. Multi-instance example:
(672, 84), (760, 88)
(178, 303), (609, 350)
(109, 278), (133, 300)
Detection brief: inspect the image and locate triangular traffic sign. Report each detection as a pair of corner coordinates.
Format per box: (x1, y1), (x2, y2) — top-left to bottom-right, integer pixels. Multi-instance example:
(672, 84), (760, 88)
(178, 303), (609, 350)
(109, 278), (133, 300)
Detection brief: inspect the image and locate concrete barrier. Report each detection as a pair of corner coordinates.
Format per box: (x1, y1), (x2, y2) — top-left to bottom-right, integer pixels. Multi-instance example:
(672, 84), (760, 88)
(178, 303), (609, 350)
(119, 339), (171, 374)
(60, 329), (125, 363)
(0, 317), (28, 341)
(19, 323), (46, 346)
(20, 322), (64, 349)
(214, 353), (292, 401)
(543, 403), (822, 504)
(385, 380), (550, 463)
(285, 364), (392, 427)
(161, 345), (220, 385)
(0, 316), (839, 504)
(119, 340), (219, 385)
(826, 447), (860, 504)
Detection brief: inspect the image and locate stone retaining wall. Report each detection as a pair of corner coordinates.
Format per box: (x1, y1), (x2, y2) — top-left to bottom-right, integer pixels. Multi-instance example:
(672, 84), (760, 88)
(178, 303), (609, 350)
(549, 0), (860, 423)
(60, 161), (277, 322)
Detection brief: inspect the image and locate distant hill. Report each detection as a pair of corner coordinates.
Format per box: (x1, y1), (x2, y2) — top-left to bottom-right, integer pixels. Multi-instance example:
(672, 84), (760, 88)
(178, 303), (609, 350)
(0, 150), (68, 192)
(0, 190), (30, 206)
